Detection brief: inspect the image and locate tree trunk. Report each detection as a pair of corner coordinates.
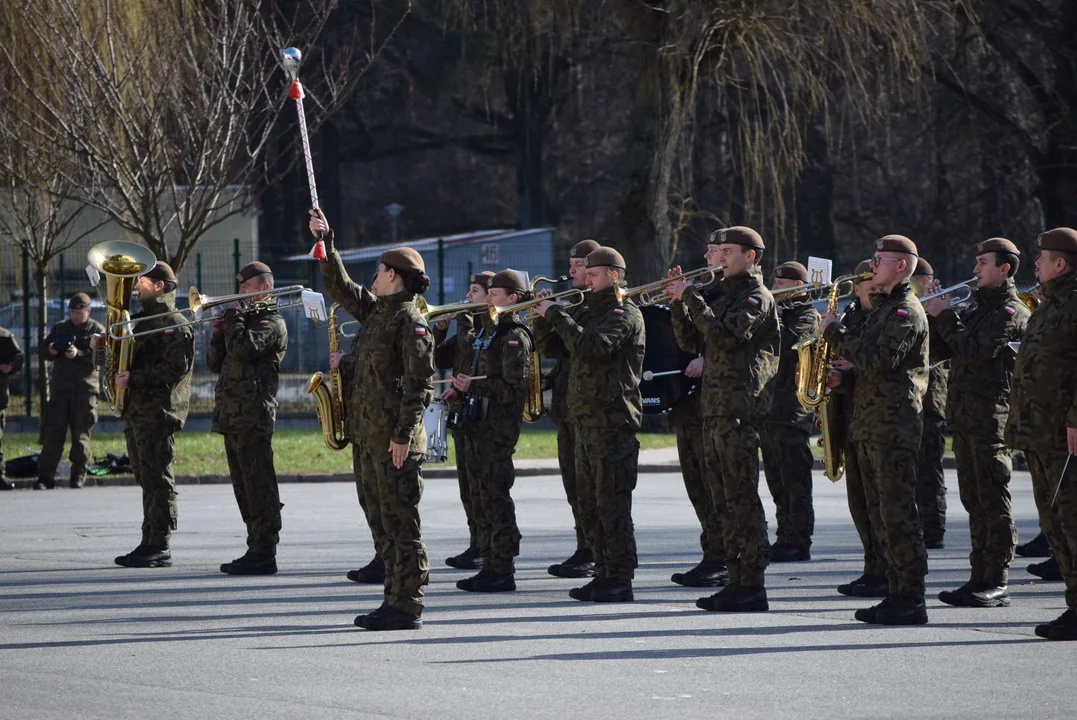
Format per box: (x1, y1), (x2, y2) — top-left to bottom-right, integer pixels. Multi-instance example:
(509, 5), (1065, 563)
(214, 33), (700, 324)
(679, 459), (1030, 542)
(794, 120), (837, 264)
(505, 54), (554, 230)
(34, 266), (48, 439)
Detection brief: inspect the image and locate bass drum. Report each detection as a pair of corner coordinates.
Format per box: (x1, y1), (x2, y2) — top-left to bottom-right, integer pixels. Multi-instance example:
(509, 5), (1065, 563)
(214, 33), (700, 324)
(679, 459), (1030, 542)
(639, 304), (699, 415)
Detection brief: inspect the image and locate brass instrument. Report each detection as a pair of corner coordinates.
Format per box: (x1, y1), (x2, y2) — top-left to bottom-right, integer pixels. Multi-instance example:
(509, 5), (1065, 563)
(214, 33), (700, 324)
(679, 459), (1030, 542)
(521, 276), (567, 423)
(1017, 283), (1041, 311)
(422, 300), (490, 321)
(307, 304), (349, 451)
(107, 284), (313, 339)
(793, 271), (874, 481)
(918, 278), (976, 306)
(488, 288), (588, 323)
(87, 240), (158, 415)
(619, 266), (718, 306)
(530, 274), (568, 290)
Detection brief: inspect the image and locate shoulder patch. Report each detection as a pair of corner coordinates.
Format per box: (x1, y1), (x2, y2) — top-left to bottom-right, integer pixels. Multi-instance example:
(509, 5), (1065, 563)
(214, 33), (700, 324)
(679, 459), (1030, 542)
(894, 308), (909, 317)
(507, 339), (520, 347)
(746, 296), (760, 307)
(259, 319), (270, 326)
(613, 308), (624, 315)
(799, 315), (811, 321)
(1003, 306), (1016, 316)
(163, 328), (175, 335)
(414, 327), (427, 336)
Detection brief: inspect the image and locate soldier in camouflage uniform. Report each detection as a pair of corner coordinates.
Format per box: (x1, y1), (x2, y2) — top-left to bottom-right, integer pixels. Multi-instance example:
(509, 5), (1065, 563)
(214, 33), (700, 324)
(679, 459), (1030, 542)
(36, 293), (105, 489)
(98, 262), (195, 568)
(433, 270), (494, 571)
(821, 235), (929, 625)
(668, 245), (726, 589)
(449, 270), (532, 593)
(536, 238), (600, 579)
(1006, 227), (1077, 641)
(925, 238), (1029, 608)
(761, 261), (821, 562)
(913, 259), (948, 548)
(830, 262), (890, 599)
(667, 227), (780, 613)
(0, 326), (25, 491)
(535, 246), (645, 603)
(209, 262), (289, 576)
(310, 209), (435, 632)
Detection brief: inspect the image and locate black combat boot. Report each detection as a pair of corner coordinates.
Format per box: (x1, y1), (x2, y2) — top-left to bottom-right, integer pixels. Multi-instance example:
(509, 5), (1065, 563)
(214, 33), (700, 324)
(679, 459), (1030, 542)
(837, 574), (887, 597)
(70, 475), (86, 489)
(33, 478), (55, 490)
(768, 544), (811, 562)
(359, 606), (422, 631)
(1015, 532), (1051, 558)
(938, 580), (978, 607)
(220, 551), (277, 575)
(471, 571), (516, 593)
(671, 560), (728, 588)
(965, 583), (1010, 608)
(1035, 609), (1077, 641)
(115, 544), (172, 568)
(591, 579), (633, 603)
(1027, 557), (1063, 581)
(853, 595), (896, 624)
(346, 557), (386, 584)
(445, 546), (483, 570)
(923, 537), (945, 550)
(549, 548), (595, 578)
(0, 478), (14, 491)
(568, 578), (601, 602)
(702, 585), (769, 612)
(695, 584), (738, 611)
(354, 603), (390, 628)
(874, 594), (928, 625)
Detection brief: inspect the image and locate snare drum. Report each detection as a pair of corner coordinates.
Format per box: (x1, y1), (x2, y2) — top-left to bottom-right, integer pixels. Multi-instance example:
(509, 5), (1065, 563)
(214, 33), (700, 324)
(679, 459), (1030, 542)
(423, 399), (450, 463)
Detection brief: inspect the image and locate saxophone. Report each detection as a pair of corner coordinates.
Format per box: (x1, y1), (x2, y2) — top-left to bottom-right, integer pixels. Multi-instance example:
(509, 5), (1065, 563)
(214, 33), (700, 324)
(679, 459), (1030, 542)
(793, 271), (873, 481)
(307, 304), (349, 450)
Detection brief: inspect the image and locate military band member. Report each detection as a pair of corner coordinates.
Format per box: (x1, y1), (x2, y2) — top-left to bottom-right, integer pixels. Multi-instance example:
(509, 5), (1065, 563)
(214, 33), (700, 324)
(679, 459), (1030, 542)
(536, 238), (600, 579)
(761, 261), (821, 562)
(1006, 227), (1077, 641)
(310, 209), (435, 632)
(35, 293), (105, 489)
(667, 244), (727, 588)
(433, 270), (494, 571)
(913, 259), (948, 549)
(821, 236), (929, 625)
(209, 262), (288, 576)
(667, 227), (780, 613)
(535, 246), (645, 602)
(97, 262), (195, 568)
(0, 325), (25, 491)
(924, 238), (1029, 608)
(449, 269), (532, 593)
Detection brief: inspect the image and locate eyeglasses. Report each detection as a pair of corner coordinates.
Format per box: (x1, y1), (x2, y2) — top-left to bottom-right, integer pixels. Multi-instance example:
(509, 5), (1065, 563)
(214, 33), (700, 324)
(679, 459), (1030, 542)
(870, 257), (903, 267)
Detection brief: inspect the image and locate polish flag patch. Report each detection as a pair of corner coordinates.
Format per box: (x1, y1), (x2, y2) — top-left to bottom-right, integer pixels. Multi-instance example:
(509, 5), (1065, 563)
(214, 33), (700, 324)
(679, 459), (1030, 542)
(895, 308), (909, 317)
(163, 328), (175, 336)
(613, 308), (624, 315)
(1004, 306), (1016, 316)
(414, 327), (427, 336)
(507, 339), (520, 347)
(799, 315), (811, 321)
(746, 296), (760, 307)
(259, 319), (270, 326)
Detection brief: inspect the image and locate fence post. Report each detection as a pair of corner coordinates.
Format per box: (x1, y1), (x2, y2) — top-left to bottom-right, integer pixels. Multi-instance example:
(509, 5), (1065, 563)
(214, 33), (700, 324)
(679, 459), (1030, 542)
(196, 252), (203, 295)
(21, 247), (31, 415)
(437, 238), (445, 305)
(233, 238), (241, 293)
(59, 254), (65, 302)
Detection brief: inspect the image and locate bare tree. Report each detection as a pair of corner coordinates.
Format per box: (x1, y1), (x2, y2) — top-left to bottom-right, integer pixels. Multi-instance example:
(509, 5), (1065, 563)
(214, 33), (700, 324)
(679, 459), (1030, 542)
(0, 0), (409, 271)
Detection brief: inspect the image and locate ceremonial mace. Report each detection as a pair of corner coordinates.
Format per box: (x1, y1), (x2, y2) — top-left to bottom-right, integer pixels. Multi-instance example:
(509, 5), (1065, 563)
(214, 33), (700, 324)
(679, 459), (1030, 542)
(282, 47), (327, 261)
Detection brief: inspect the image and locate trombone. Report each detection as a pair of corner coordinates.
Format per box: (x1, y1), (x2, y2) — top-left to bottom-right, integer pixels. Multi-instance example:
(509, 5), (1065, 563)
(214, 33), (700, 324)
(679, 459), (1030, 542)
(423, 300), (491, 321)
(918, 278), (976, 306)
(107, 284), (311, 339)
(620, 266), (718, 306)
(488, 287), (588, 322)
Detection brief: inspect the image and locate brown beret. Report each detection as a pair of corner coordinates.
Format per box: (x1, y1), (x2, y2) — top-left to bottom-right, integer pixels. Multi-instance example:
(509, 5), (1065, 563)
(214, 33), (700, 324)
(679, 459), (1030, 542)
(469, 271), (495, 289)
(874, 234), (918, 256)
(975, 237), (1020, 256)
(570, 239), (601, 259)
(380, 247), (425, 274)
(144, 261), (176, 284)
(774, 261), (808, 282)
(68, 292), (91, 309)
(853, 260), (874, 280)
(586, 246), (626, 270)
(489, 269), (527, 294)
(1038, 228), (1077, 253)
(709, 226), (764, 250)
(237, 261), (272, 283)
(913, 258), (935, 277)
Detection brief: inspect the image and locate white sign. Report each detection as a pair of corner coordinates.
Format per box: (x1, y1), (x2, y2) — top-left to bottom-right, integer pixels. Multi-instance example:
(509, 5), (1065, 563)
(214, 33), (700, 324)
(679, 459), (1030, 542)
(806, 256), (833, 286)
(481, 243), (500, 265)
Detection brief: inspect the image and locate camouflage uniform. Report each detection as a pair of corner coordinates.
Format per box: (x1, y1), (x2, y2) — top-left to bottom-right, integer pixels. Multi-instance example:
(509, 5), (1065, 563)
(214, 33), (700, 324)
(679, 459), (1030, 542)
(122, 294), (195, 549)
(670, 391), (724, 563)
(543, 286), (645, 581)
(0, 327), (26, 487)
(823, 282), (929, 598)
(760, 299), (821, 550)
(1006, 270), (1077, 613)
(934, 278), (1029, 586)
(917, 326), (949, 545)
(433, 313), (481, 551)
(339, 337), (380, 557)
(457, 314), (531, 573)
(672, 270), (780, 588)
(38, 317), (105, 485)
(321, 237), (435, 617)
(208, 304), (288, 556)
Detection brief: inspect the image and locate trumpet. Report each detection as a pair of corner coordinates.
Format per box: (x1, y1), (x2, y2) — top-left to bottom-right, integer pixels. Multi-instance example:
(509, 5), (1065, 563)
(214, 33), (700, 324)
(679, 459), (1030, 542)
(489, 287), (588, 322)
(423, 300), (491, 322)
(918, 278), (976, 306)
(107, 284), (311, 340)
(620, 266), (719, 306)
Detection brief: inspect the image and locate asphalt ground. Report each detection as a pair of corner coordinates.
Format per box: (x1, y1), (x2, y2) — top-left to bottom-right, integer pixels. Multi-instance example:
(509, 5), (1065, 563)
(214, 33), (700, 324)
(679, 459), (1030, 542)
(0, 469), (1070, 720)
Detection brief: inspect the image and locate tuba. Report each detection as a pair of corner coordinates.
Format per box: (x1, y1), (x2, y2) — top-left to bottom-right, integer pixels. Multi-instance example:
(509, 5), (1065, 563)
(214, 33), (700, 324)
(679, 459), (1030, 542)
(307, 304), (349, 450)
(87, 240), (157, 415)
(793, 271), (873, 481)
